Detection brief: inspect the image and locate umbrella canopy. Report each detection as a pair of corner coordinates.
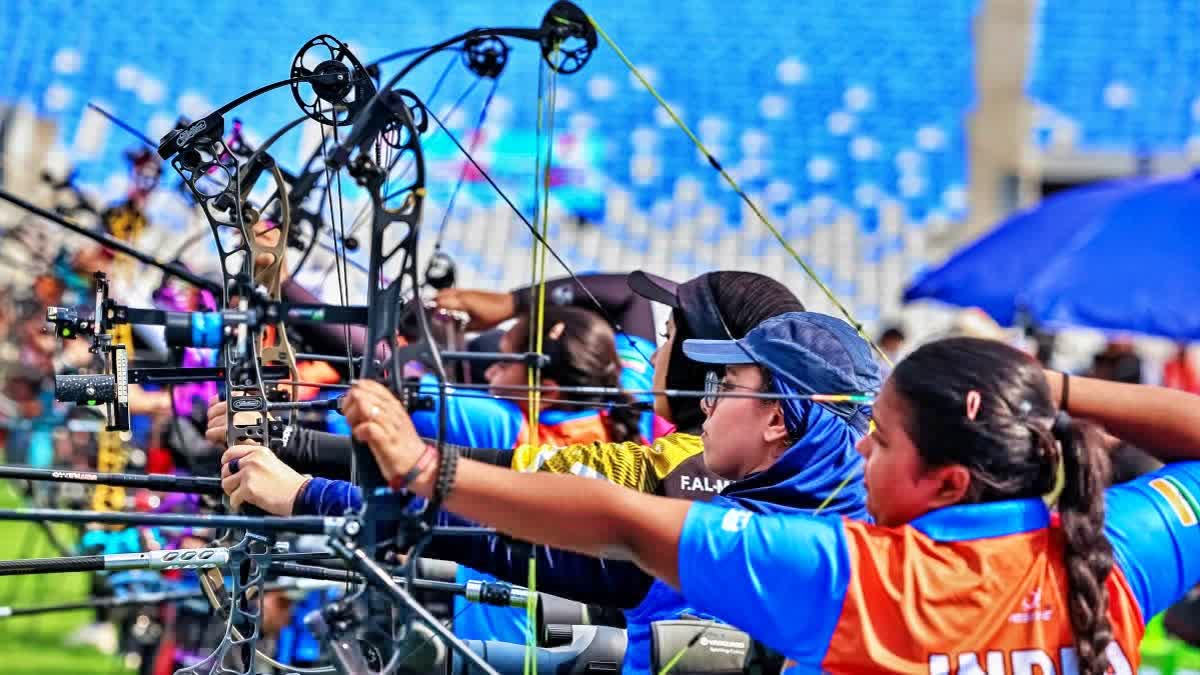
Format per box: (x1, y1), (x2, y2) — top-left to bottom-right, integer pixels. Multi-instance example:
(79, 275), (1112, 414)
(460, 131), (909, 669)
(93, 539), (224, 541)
(903, 173), (1200, 341)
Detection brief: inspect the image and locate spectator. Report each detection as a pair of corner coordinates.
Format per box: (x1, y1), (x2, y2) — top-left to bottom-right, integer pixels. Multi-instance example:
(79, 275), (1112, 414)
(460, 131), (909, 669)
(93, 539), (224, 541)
(876, 325), (906, 377)
(1089, 337), (1143, 384)
(1163, 343), (1200, 394)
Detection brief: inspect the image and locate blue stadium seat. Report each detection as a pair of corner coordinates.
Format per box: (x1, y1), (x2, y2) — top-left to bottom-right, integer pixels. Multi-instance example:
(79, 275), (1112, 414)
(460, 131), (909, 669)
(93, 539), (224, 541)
(2, 0), (981, 329)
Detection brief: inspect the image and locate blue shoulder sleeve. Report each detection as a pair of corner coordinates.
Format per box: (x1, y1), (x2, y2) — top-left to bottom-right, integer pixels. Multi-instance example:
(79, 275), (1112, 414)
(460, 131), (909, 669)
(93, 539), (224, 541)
(409, 374), (524, 449)
(616, 334), (656, 392)
(294, 477), (363, 516)
(1105, 461), (1200, 622)
(677, 501), (850, 664)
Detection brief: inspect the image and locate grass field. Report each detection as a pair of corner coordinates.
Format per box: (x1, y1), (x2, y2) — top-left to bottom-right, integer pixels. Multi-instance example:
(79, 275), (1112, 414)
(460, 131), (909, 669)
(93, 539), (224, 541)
(0, 481), (135, 675)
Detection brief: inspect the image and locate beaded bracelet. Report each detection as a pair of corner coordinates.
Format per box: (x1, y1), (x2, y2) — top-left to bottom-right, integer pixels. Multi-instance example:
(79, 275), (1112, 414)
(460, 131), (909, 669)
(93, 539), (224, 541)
(388, 444), (437, 492)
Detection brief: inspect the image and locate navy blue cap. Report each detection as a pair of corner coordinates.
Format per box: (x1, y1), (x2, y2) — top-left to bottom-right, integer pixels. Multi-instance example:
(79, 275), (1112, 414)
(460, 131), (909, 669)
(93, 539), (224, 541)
(627, 271), (680, 308)
(683, 311), (882, 432)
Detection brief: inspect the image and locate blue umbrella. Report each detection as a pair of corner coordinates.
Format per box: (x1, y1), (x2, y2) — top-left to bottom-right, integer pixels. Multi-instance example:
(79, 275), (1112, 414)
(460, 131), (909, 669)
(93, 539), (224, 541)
(903, 172), (1200, 341)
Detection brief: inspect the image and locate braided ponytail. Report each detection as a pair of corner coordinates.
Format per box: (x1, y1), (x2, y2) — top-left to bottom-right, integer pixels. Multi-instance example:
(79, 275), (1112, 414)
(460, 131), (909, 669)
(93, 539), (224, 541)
(602, 394), (645, 444)
(892, 338), (1118, 673)
(1053, 412), (1115, 675)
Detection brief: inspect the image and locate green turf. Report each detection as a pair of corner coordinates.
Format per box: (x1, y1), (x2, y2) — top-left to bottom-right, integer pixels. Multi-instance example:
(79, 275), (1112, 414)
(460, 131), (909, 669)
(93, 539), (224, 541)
(0, 481), (134, 675)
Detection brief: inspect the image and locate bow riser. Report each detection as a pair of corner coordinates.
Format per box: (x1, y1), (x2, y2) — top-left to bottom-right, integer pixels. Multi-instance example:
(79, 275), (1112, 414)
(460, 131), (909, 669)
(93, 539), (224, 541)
(166, 117), (288, 675)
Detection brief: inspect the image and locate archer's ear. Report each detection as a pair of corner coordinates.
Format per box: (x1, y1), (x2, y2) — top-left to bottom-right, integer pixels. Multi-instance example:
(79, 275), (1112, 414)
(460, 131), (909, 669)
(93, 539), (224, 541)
(762, 404), (791, 447)
(927, 464), (972, 508)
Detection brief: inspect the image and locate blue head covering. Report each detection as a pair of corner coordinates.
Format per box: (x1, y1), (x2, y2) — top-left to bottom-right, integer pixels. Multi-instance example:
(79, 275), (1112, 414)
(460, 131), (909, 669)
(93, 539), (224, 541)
(682, 311), (882, 434)
(681, 311), (881, 518)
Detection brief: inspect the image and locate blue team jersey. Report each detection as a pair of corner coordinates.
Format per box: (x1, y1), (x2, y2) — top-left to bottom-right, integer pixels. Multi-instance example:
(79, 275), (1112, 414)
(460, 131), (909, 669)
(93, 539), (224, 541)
(676, 461), (1200, 673)
(409, 332), (659, 447)
(409, 332), (657, 645)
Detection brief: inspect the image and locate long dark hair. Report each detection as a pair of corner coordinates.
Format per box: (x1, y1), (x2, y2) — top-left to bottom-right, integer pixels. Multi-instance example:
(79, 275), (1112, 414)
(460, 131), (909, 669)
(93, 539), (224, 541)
(667, 271), (805, 432)
(507, 305), (642, 443)
(891, 337), (1113, 675)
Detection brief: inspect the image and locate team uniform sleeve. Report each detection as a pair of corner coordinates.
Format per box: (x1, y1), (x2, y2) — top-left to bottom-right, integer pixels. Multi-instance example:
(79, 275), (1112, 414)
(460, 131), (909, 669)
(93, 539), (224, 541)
(277, 427), (353, 480)
(512, 440), (656, 489)
(511, 436), (701, 493)
(1105, 460), (1200, 622)
(676, 501), (851, 664)
(408, 374), (524, 449)
(293, 477), (362, 516)
(615, 333), (660, 441)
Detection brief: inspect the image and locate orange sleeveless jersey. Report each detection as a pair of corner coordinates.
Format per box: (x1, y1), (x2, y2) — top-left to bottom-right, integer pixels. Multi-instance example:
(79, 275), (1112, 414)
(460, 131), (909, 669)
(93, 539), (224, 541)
(822, 519), (1144, 673)
(678, 462), (1200, 674)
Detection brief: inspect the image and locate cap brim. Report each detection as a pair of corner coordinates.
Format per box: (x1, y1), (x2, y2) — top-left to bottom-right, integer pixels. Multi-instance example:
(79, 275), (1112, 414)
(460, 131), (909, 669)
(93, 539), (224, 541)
(628, 270), (680, 307)
(682, 339), (757, 364)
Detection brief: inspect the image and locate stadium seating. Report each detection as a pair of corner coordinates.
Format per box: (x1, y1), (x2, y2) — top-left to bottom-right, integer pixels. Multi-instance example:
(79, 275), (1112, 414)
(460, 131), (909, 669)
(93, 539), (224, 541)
(1028, 0), (1200, 152)
(1, 0), (980, 327)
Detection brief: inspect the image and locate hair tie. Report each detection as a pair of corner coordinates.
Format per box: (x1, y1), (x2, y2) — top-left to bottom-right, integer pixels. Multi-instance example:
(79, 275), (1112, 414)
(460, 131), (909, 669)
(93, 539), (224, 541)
(964, 390), (981, 421)
(1052, 410), (1072, 439)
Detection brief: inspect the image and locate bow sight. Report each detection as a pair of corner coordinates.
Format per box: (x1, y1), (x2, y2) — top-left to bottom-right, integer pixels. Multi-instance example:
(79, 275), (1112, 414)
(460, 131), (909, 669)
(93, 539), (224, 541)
(2, 2), (606, 674)
(49, 272), (130, 431)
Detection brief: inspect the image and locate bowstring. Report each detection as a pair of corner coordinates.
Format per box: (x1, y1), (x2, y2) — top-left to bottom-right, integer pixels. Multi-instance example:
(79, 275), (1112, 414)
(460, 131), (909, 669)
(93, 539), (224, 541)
(312, 96), (365, 618)
(310, 52), (472, 289)
(432, 74), (499, 257)
(302, 97), (364, 624)
(522, 48), (547, 675)
(574, 12), (893, 372)
(314, 103), (356, 376)
(524, 38), (564, 675)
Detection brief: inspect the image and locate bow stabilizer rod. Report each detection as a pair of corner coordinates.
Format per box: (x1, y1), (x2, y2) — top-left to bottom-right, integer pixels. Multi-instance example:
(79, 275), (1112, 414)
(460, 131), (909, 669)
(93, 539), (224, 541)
(0, 188), (221, 294)
(0, 465), (224, 495)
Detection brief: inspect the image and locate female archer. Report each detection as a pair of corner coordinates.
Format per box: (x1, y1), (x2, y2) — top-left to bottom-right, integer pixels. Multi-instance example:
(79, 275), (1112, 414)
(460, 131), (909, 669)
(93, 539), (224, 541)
(222, 309), (882, 674)
(318, 335), (1200, 675)
(221, 272), (881, 675)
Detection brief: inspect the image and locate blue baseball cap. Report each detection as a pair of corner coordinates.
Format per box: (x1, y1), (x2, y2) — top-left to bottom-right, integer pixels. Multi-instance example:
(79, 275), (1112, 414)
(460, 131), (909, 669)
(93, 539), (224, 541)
(682, 311), (881, 433)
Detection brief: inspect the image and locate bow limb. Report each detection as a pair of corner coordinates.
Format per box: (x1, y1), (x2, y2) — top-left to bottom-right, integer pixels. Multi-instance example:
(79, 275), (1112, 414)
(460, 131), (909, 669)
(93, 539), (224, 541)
(247, 161), (300, 419)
